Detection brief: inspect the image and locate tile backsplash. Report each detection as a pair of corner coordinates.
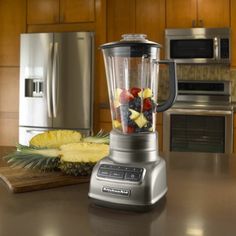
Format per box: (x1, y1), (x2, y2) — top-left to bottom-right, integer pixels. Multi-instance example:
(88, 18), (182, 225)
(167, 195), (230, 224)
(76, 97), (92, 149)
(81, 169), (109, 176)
(158, 64), (236, 101)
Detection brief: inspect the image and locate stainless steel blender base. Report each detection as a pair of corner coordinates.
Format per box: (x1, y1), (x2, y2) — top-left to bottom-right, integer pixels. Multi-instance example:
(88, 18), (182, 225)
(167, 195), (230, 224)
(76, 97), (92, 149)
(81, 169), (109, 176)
(88, 131), (167, 211)
(88, 156), (167, 211)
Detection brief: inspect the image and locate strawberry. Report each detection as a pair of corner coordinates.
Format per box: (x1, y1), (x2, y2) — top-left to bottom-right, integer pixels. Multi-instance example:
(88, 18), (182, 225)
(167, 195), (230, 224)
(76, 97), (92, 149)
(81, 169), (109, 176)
(143, 98), (152, 111)
(130, 87), (141, 97)
(127, 126), (135, 134)
(119, 89), (134, 104)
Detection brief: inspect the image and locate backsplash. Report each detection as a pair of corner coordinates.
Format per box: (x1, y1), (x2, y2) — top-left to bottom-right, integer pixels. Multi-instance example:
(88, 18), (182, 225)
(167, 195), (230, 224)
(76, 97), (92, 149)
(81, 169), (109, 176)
(158, 65), (236, 101)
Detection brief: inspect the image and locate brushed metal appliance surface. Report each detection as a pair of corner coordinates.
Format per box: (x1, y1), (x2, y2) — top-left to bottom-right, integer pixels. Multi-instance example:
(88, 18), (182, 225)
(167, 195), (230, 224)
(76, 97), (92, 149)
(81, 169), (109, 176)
(163, 80), (233, 153)
(19, 32), (94, 144)
(165, 27), (230, 64)
(88, 132), (167, 211)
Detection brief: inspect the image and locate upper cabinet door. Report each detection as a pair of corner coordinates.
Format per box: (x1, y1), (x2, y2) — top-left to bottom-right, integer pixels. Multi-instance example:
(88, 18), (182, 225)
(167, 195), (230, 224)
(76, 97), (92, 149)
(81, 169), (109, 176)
(27, 0), (95, 25)
(166, 0), (197, 28)
(166, 0), (230, 28)
(27, 0), (59, 24)
(136, 0), (165, 43)
(198, 0), (230, 27)
(60, 0), (95, 23)
(107, 0), (135, 41)
(0, 0), (26, 66)
(231, 0), (236, 68)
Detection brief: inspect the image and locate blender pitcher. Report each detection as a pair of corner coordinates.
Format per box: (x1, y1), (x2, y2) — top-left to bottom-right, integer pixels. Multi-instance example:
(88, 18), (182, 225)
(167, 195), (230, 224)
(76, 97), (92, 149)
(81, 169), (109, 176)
(101, 34), (177, 134)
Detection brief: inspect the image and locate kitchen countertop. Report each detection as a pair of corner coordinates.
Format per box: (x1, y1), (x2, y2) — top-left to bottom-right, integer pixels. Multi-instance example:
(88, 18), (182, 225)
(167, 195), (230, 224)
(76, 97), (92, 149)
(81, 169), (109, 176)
(1, 147), (236, 236)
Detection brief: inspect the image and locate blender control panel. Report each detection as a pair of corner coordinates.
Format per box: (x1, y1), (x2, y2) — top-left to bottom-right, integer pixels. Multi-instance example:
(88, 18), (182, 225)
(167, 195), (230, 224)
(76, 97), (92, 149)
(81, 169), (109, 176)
(97, 164), (144, 182)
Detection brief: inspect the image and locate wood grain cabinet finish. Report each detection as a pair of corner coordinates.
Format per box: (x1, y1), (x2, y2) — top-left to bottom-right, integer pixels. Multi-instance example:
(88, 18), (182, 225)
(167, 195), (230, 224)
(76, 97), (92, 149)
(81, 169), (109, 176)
(231, 0), (236, 68)
(27, 0), (95, 25)
(234, 113), (236, 153)
(0, 1), (25, 146)
(0, 0), (26, 66)
(27, 0), (59, 24)
(166, 0), (230, 28)
(107, 0), (135, 42)
(107, 0), (165, 45)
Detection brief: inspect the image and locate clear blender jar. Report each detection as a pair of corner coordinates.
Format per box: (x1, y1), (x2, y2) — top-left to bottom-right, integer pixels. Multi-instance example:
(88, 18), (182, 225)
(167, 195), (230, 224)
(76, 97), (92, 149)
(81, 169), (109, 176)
(101, 34), (177, 134)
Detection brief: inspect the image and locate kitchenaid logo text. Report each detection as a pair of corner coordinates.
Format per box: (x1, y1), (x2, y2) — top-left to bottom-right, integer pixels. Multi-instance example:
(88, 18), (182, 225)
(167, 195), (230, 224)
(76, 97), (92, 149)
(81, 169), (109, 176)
(102, 186), (130, 196)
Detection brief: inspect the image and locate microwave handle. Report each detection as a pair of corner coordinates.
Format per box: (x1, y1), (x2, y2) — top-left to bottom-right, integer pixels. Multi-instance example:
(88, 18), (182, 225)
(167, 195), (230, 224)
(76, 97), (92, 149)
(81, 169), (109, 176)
(214, 37), (219, 60)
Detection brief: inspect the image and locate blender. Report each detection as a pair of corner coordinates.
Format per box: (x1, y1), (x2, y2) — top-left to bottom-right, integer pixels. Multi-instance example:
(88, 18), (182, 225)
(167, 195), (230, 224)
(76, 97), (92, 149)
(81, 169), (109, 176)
(88, 34), (177, 211)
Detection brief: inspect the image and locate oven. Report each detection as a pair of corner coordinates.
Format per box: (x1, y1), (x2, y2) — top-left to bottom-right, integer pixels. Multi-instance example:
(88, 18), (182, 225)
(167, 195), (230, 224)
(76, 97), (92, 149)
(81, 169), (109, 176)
(163, 80), (233, 154)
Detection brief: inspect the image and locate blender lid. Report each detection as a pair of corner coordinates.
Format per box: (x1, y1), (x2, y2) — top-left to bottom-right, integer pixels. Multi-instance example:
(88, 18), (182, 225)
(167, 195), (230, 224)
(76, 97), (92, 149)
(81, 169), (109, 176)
(100, 34), (162, 49)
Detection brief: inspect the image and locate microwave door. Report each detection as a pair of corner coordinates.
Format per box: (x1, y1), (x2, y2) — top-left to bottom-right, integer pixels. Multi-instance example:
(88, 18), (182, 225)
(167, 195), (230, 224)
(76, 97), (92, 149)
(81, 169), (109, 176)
(19, 33), (54, 128)
(168, 38), (215, 63)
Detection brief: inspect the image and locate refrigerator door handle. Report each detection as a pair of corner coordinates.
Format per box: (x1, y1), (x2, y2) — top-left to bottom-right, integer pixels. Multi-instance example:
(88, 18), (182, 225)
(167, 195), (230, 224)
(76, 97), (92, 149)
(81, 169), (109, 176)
(52, 42), (59, 118)
(46, 42), (53, 118)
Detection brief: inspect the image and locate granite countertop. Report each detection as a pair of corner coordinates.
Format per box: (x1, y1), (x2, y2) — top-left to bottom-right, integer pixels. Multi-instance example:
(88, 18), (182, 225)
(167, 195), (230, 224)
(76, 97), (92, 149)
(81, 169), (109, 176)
(1, 147), (236, 236)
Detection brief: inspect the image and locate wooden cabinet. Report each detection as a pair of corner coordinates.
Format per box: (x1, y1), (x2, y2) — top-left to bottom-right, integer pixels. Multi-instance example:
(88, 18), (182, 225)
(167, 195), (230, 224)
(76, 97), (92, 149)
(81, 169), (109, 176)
(166, 0), (230, 28)
(231, 0), (236, 68)
(27, 0), (95, 25)
(136, 0), (165, 49)
(0, 0), (26, 66)
(107, 0), (165, 44)
(0, 1), (26, 146)
(107, 0), (135, 42)
(234, 113), (236, 153)
(27, 0), (59, 24)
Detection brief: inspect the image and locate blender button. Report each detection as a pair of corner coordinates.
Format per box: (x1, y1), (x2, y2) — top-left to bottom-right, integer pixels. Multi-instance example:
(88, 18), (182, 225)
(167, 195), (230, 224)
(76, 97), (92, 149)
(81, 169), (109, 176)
(98, 169), (110, 177)
(125, 172), (141, 181)
(110, 171), (125, 179)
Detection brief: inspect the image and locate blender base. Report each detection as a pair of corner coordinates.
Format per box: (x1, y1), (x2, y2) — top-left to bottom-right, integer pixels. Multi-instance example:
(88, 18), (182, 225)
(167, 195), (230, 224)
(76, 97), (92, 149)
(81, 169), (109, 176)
(88, 156), (167, 211)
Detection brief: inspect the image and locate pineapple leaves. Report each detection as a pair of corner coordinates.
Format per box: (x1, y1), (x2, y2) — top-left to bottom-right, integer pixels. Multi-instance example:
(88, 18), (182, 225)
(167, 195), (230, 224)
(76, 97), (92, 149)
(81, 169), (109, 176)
(82, 130), (109, 144)
(2, 130), (109, 175)
(4, 152), (60, 171)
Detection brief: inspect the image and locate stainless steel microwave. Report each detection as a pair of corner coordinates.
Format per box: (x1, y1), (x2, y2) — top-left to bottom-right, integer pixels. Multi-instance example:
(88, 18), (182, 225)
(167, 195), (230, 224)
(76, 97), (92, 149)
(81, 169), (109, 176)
(165, 28), (230, 64)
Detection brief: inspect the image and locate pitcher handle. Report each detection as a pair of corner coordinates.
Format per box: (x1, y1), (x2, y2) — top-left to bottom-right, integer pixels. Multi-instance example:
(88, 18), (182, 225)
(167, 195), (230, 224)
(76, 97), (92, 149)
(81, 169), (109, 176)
(154, 60), (178, 112)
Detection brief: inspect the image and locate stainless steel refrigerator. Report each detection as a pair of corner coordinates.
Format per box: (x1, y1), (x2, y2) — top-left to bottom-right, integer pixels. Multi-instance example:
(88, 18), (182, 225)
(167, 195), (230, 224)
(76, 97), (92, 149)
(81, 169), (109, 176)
(19, 32), (94, 145)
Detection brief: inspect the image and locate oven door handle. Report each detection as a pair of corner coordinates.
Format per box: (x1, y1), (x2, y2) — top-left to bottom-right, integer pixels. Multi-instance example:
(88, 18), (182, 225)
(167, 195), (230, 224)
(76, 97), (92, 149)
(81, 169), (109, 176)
(166, 109), (233, 116)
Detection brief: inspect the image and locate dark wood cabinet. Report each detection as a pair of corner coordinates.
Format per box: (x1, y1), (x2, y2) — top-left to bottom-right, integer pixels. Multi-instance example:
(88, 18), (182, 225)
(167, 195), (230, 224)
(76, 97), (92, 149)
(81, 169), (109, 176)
(27, 0), (95, 25)
(166, 0), (230, 28)
(0, 0), (26, 66)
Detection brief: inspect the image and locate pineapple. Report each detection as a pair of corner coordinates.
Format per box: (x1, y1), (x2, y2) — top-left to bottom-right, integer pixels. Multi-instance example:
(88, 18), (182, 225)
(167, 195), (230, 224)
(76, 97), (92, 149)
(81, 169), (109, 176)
(59, 143), (109, 176)
(4, 130), (109, 176)
(30, 130), (82, 148)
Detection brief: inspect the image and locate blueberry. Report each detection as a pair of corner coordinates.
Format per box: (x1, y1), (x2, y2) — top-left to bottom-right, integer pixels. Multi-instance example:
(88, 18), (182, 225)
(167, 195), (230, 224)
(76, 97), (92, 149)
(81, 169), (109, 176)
(143, 111), (149, 117)
(127, 119), (136, 127)
(146, 122), (153, 128)
(129, 100), (136, 109)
